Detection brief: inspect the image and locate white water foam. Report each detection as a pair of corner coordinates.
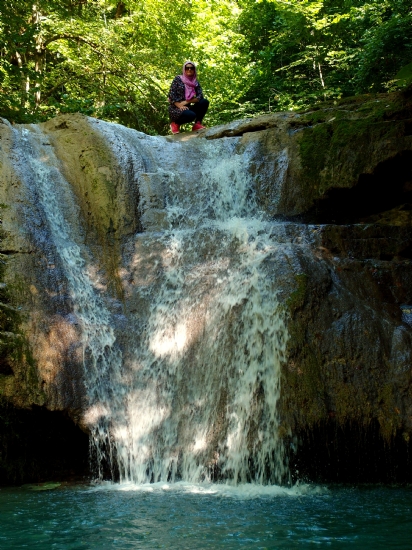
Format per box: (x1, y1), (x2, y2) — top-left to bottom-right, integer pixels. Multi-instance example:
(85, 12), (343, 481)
(88, 480), (327, 499)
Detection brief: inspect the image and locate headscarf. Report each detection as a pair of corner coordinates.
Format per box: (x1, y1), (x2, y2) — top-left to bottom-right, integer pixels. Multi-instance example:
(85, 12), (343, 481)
(180, 60), (198, 101)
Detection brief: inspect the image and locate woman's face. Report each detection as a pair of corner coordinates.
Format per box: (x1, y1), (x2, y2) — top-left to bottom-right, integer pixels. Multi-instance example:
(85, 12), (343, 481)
(185, 64), (195, 76)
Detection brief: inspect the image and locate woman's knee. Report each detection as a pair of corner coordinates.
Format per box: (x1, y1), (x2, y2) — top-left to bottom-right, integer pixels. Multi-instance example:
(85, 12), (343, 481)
(176, 110), (196, 124)
(199, 98), (209, 108)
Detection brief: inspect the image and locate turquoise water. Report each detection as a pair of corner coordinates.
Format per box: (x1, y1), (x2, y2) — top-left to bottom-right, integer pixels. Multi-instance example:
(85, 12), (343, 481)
(1, 483), (411, 549)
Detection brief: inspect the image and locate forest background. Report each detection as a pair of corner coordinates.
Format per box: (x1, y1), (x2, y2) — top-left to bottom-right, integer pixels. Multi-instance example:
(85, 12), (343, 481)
(1, 0), (411, 135)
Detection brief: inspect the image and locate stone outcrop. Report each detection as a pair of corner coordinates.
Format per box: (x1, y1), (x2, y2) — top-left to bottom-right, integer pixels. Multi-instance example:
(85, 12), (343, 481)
(1, 89), (412, 484)
(202, 90), (412, 222)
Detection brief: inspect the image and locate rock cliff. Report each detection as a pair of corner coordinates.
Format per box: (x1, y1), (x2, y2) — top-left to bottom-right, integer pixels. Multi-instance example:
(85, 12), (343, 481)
(1, 89), (412, 484)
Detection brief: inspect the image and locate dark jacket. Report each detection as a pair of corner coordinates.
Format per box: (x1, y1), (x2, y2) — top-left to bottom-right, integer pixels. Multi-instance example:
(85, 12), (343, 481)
(168, 75), (204, 122)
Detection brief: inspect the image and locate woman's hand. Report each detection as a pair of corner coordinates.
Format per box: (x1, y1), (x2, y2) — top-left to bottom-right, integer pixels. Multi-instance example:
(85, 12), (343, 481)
(175, 101), (189, 110)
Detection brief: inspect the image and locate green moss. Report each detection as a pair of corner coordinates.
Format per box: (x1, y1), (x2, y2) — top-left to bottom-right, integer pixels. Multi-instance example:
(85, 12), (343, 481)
(333, 384), (364, 424)
(282, 275), (328, 429)
(377, 384), (402, 441)
(299, 124), (331, 185)
(286, 274), (308, 313)
(0, 227), (21, 373)
(298, 96), (408, 200)
(0, 226), (44, 405)
(282, 338), (326, 427)
(282, 317), (405, 440)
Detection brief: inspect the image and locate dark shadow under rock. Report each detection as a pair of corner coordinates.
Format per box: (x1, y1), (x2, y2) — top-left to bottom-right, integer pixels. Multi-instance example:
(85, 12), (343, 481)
(289, 420), (412, 484)
(300, 150), (412, 224)
(0, 401), (90, 486)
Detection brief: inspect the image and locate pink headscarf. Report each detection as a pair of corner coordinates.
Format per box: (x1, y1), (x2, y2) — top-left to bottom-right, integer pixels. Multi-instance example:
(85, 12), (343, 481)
(180, 60), (198, 101)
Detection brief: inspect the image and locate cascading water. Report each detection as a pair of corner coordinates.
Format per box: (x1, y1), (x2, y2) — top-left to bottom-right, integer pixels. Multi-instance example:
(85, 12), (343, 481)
(12, 125), (126, 479)
(12, 121), (291, 485)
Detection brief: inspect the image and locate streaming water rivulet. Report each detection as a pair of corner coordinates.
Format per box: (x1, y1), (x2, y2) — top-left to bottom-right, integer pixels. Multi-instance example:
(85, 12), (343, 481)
(12, 121), (295, 485)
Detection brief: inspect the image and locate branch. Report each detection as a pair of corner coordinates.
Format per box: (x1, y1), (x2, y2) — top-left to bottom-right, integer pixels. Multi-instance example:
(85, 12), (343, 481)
(42, 34), (100, 54)
(42, 70), (113, 99)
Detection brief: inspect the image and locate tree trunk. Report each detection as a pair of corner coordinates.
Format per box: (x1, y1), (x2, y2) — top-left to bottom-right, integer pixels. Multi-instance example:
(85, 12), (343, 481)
(32, 4), (44, 109)
(116, 2), (126, 19)
(15, 52), (30, 108)
(318, 62), (325, 89)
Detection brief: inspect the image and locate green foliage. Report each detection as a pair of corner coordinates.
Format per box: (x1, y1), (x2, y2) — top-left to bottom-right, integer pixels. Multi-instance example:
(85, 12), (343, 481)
(299, 123), (332, 184)
(0, 0), (194, 132)
(237, 0), (412, 112)
(0, 0), (411, 132)
(354, 3), (412, 93)
(395, 62), (412, 87)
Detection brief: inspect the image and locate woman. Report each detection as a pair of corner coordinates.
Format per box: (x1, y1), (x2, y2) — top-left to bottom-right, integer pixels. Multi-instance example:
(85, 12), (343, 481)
(168, 61), (209, 134)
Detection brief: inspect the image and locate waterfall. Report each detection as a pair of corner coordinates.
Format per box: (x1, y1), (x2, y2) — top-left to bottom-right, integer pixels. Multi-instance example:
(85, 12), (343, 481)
(12, 125), (125, 479)
(12, 121), (290, 485)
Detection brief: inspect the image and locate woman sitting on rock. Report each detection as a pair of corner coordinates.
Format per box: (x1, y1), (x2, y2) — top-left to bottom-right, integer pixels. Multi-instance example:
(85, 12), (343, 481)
(168, 61), (209, 134)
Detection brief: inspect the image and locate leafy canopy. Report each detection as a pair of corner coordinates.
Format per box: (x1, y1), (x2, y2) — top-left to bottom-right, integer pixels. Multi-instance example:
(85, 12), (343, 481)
(0, 0), (410, 133)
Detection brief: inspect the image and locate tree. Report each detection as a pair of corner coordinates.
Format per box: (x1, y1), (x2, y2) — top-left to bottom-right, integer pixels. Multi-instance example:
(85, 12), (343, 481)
(237, 0), (412, 112)
(1, 0), (411, 132)
(0, 1), (193, 132)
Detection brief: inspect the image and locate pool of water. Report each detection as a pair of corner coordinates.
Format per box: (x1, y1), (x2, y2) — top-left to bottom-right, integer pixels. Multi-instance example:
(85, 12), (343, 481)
(1, 482), (411, 549)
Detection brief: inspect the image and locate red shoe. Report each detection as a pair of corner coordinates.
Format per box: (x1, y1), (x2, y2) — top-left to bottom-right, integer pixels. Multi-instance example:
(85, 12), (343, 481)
(192, 122), (206, 131)
(170, 122), (180, 134)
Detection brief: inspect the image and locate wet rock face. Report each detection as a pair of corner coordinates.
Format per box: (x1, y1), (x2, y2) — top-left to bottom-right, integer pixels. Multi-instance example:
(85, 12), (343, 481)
(281, 227), (412, 434)
(179, 92), (412, 450)
(0, 89), (412, 483)
(0, 119), (85, 418)
(204, 91), (412, 222)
